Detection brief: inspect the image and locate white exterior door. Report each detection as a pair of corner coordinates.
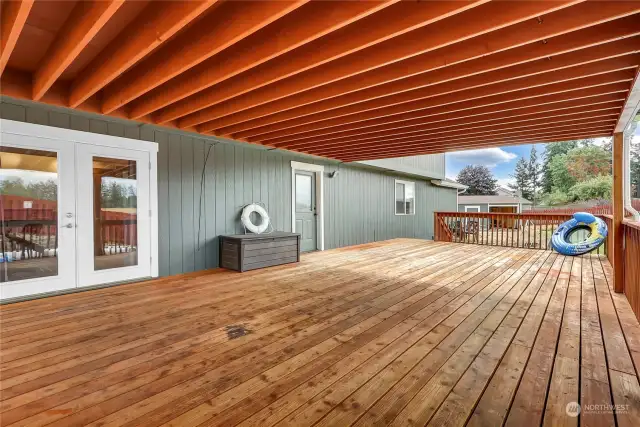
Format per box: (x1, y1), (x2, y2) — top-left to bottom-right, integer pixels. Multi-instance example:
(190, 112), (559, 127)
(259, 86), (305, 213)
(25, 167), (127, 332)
(0, 131), (77, 299)
(75, 144), (151, 287)
(1, 120), (157, 301)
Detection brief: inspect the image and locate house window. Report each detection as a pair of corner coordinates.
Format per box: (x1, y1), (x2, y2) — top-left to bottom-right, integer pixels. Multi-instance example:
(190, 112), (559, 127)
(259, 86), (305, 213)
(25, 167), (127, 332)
(395, 180), (415, 215)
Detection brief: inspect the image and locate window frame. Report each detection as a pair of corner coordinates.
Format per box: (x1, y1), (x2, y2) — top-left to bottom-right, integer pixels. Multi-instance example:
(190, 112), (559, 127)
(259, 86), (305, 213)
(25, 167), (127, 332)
(394, 179), (416, 216)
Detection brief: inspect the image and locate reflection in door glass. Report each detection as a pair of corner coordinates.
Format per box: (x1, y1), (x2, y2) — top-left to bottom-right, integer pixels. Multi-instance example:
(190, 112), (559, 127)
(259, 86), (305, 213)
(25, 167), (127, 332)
(93, 157), (138, 271)
(295, 173), (312, 211)
(0, 147), (59, 282)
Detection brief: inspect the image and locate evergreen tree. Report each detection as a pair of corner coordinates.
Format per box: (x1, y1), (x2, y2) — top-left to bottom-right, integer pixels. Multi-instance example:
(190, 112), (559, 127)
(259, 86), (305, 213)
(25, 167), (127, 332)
(528, 146), (542, 207)
(509, 157), (532, 200)
(541, 141), (577, 193)
(456, 165), (497, 195)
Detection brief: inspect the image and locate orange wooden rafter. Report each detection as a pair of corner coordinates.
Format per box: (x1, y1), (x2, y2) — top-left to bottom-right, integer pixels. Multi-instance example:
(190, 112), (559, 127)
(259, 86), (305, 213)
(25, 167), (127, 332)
(310, 116), (618, 157)
(153, 0), (489, 125)
(259, 84), (629, 146)
(32, 0), (124, 101)
(242, 69), (635, 142)
(220, 37), (640, 138)
(330, 126), (614, 161)
(68, 0), (218, 108)
(0, 0), (34, 76)
(267, 93), (625, 147)
(199, 6), (640, 136)
(101, 0), (308, 114)
(335, 130), (614, 161)
(177, 1), (581, 129)
(288, 107), (622, 152)
(277, 98), (624, 149)
(126, 0), (398, 120)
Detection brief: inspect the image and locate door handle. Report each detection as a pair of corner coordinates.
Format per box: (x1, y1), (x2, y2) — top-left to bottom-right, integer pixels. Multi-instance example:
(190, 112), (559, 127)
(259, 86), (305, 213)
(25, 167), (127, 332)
(62, 223), (75, 229)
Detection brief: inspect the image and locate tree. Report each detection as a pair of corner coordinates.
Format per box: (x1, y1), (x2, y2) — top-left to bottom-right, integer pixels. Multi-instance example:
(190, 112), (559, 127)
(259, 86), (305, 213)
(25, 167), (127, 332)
(568, 175), (613, 201)
(564, 146), (610, 182)
(509, 157), (531, 199)
(541, 141), (578, 193)
(528, 146), (542, 207)
(548, 154), (575, 193)
(456, 165), (497, 195)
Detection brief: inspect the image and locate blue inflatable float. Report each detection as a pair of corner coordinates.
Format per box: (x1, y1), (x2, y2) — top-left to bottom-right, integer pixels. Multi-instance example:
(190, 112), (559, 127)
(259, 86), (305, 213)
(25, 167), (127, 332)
(551, 212), (608, 256)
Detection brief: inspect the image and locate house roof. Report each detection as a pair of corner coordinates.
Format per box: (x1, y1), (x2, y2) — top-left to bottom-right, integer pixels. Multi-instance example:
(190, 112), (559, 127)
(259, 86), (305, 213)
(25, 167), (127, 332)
(458, 195), (532, 205)
(1, 1), (638, 161)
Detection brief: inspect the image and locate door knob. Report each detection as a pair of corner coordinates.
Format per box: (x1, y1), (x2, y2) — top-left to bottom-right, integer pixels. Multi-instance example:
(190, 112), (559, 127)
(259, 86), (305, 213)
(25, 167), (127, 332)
(62, 223), (74, 229)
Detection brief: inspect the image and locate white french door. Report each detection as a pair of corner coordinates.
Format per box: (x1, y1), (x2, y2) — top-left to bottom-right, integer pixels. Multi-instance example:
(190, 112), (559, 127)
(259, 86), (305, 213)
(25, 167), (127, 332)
(1, 120), (156, 300)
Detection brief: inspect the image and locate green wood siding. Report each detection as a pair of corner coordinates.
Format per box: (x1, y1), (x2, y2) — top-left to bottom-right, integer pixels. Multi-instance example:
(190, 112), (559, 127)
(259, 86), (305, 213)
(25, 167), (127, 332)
(1, 97), (456, 277)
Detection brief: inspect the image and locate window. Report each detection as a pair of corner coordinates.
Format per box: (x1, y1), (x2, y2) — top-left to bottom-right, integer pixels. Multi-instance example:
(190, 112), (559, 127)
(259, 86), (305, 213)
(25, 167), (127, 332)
(465, 206), (480, 213)
(395, 180), (415, 215)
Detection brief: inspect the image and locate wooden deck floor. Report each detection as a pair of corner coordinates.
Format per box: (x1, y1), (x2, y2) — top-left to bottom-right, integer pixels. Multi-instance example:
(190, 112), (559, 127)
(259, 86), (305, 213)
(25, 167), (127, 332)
(1, 239), (639, 427)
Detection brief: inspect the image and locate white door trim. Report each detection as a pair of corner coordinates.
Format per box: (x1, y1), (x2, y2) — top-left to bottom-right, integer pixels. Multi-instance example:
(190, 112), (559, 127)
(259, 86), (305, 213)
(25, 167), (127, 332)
(290, 161), (324, 251)
(1, 119), (159, 284)
(487, 203), (520, 213)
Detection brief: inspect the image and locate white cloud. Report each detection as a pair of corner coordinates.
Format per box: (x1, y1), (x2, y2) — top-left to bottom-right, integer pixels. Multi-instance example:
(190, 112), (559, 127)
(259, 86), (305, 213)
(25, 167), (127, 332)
(446, 148), (517, 168)
(496, 178), (515, 189)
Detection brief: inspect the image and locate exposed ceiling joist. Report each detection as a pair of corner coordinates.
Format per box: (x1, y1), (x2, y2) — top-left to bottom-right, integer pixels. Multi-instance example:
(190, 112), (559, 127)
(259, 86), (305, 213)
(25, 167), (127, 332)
(126, 0), (397, 120)
(0, 0), (34, 76)
(178, 0), (577, 129)
(200, 5), (640, 136)
(68, 0), (218, 108)
(32, 0), (124, 101)
(1, 1), (638, 161)
(101, 0), (308, 114)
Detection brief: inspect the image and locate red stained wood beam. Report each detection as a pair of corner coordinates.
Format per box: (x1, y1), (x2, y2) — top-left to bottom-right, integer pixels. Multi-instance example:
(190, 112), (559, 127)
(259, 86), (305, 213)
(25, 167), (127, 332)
(267, 93), (626, 147)
(204, 7), (640, 136)
(290, 108), (622, 152)
(222, 37), (640, 138)
(331, 126), (614, 161)
(240, 68), (636, 143)
(279, 98), (624, 149)
(155, 0), (490, 125)
(127, 0), (397, 119)
(101, 0), (308, 114)
(69, 0), (218, 108)
(0, 0), (34, 76)
(335, 130), (614, 161)
(32, 0), (124, 101)
(310, 116), (618, 158)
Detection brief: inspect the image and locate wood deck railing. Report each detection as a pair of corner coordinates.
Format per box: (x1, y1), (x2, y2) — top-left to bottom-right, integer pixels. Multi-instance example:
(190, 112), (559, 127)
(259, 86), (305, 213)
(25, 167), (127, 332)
(623, 219), (640, 321)
(434, 211), (574, 250)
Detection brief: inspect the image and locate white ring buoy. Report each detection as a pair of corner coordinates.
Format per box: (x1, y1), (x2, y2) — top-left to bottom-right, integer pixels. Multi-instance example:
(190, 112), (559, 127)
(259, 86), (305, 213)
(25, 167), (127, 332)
(241, 204), (270, 234)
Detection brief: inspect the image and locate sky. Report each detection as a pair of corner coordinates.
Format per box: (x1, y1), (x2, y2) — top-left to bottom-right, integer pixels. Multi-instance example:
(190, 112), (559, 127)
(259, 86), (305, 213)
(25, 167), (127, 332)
(445, 134), (639, 189)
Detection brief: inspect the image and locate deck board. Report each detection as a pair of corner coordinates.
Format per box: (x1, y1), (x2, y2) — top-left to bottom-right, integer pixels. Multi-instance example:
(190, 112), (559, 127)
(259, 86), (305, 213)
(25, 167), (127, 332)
(1, 239), (639, 427)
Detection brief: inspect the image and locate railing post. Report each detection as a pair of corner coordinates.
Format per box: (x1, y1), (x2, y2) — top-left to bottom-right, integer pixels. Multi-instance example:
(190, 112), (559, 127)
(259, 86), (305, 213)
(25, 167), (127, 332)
(613, 132), (624, 293)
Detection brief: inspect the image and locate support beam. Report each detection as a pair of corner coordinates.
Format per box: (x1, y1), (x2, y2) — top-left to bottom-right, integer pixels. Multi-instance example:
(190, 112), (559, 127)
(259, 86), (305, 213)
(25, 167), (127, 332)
(333, 129), (614, 161)
(283, 102), (623, 150)
(101, 0), (308, 114)
(32, 0), (124, 101)
(0, 0), (34, 76)
(242, 72), (634, 143)
(203, 14), (640, 136)
(126, 0), (397, 119)
(69, 0), (218, 108)
(221, 43), (640, 137)
(264, 91), (628, 148)
(155, 0), (490, 125)
(612, 132), (625, 293)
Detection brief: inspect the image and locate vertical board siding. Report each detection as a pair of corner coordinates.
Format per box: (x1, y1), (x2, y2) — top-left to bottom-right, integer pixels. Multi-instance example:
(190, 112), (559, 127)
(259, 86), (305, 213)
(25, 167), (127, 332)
(1, 98), (456, 277)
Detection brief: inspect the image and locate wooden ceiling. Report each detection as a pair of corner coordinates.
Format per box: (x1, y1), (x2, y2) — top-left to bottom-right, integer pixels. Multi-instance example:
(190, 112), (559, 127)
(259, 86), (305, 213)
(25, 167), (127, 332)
(1, 0), (639, 161)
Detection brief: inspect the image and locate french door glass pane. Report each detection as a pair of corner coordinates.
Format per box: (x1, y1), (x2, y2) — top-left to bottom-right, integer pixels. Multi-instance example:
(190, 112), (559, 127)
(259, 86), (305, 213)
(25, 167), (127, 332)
(295, 173), (312, 212)
(0, 147), (58, 282)
(93, 156), (138, 271)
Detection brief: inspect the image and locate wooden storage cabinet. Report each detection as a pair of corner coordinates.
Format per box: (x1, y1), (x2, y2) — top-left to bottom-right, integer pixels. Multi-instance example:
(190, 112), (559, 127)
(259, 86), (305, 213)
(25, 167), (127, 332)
(219, 232), (301, 272)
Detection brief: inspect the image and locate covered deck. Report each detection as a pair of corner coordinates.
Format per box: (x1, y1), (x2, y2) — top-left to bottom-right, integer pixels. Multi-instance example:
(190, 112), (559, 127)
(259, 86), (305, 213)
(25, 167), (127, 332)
(1, 239), (639, 427)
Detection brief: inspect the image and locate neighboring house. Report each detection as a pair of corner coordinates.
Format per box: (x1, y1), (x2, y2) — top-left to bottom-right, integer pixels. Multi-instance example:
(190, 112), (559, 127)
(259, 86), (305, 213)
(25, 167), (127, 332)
(1, 97), (457, 299)
(495, 186), (516, 196)
(458, 194), (533, 213)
